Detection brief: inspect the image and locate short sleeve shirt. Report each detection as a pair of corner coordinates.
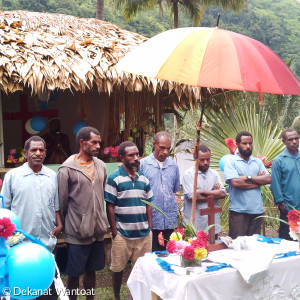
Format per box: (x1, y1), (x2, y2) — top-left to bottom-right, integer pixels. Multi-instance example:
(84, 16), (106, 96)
(224, 154), (268, 214)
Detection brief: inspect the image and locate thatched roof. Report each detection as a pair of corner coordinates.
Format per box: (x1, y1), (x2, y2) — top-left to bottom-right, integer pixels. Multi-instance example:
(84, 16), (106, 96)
(0, 10), (216, 104)
(0, 10), (150, 98)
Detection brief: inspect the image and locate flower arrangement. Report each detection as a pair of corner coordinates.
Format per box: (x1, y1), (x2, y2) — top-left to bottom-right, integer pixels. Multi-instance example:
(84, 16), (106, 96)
(159, 227), (209, 263)
(287, 210), (300, 241)
(7, 148), (25, 164)
(103, 146), (119, 162)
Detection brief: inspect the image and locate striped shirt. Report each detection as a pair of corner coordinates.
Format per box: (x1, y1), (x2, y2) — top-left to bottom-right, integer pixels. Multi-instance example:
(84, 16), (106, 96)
(105, 165), (153, 240)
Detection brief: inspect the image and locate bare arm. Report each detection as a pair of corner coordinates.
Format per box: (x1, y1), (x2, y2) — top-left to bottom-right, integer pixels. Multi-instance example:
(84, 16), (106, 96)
(146, 205), (153, 230)
(231, 171), (271, 189)
(194, 183), (226, 202)
(51, 211), (63, 237)
(106, 202), (118, 239)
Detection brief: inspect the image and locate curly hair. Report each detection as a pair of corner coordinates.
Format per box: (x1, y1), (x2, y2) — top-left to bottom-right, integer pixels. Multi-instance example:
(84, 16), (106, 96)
(76, 126), (100, 146)
(118, 141), (137, 157)
(24, 136), (46, 151)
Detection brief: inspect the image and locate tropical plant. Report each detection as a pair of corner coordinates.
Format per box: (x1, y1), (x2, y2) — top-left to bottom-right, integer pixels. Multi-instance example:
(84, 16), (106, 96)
(115, 0), (245, 28)
(202, 103), (285, 168)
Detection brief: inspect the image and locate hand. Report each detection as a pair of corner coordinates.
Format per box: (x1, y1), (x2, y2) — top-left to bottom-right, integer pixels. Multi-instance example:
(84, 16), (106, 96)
(279, 202), (286, 211)
(197, 188), (205, 195)
(258, 171), (266, 176)
(111, 229), (118, 239)
(239, 175), (247, 181)
(51, 225), (63, 238)
(213, 183), (221, 190)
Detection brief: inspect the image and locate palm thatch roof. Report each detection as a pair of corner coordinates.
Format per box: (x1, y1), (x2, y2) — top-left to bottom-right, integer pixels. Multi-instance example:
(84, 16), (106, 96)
(0, 10), (205, 103)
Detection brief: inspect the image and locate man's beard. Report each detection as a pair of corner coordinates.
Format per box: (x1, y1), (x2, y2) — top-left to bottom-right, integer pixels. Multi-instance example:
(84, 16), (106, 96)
(238, 147), (252, 158)
(124, 160), (140, 172)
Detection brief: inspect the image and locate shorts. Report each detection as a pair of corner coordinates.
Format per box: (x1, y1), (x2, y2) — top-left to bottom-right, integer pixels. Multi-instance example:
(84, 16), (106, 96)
(110, 232), (152, 273)
(66, 241), (105, 277)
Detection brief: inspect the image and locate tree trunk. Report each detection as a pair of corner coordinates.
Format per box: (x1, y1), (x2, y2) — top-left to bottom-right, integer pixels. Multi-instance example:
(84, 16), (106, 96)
(96, 0), (104, 20)
(173, 1), (179, 28)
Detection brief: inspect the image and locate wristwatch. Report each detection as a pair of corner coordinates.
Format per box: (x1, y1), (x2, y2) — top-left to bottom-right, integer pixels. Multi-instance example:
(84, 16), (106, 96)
(246, 175), (252, 181)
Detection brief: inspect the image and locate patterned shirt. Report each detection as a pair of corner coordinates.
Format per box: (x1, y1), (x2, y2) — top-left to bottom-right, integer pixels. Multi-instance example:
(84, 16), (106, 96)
(1, 163), (59, 251)
(104, 165), (153, 240)
(182, 167), (225, 233)
(140, 153), (180, 230)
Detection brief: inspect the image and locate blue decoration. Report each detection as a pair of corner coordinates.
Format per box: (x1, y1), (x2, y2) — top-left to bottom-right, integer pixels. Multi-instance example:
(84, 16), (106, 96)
(49, 91), (59, 102)
(7, 242), (55, 299)
(72, 121), (87, 136)
(0, 208), (20, 229)
(38, 100), (49, 110)
(30, 116), (46, 132)
(219, 154), (233, 172)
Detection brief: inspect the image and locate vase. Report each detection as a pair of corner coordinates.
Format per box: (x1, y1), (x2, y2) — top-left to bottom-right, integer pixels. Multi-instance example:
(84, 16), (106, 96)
(180, 256), (202, 268)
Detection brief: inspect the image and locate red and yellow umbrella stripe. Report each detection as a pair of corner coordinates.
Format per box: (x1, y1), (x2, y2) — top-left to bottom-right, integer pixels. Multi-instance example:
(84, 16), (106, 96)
(116, 27), (300, 102)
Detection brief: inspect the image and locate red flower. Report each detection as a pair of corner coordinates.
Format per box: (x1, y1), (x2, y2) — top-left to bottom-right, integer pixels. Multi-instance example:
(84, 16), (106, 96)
(158, 232), (164, 246)
(0, 217), (16, 240)
(196, 230), (209, 243)
(225, 138), (237, 155)
(256, 155), (266, 165)
(176, 226), (184, 237)
(166, 240), (176, 253)
(265, 161), (273, 168)
(288, 210), (300, 223)
(183, 245), (195, 260)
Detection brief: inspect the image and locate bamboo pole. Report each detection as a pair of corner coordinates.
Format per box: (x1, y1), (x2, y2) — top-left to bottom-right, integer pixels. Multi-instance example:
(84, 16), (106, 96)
(191, 100), (206, 225)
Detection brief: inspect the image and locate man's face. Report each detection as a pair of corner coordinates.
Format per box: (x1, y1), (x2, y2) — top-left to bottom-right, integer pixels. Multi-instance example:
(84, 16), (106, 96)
(283, 130), (299, 153)
(237, 135), (253, 158)
(153, 137), (171, 162)
(24, 141), (46, 168)
(198, 151), (211, 172)
(122, 146), (140, 172)
(81, 132), (101, 157)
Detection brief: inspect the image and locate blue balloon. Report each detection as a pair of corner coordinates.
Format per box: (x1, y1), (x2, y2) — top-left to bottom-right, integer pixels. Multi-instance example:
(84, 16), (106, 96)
(0, 208), (20, 229)
(219, 154), (233, 171)
(7, 243), (55, 299)
(30, 116), (46, 132)
(72, 121), (87, 136)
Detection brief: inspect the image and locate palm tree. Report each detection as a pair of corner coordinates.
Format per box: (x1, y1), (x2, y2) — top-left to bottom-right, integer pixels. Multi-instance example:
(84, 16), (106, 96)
(115, 0), (245, 28)
(96, 0), (104, 20)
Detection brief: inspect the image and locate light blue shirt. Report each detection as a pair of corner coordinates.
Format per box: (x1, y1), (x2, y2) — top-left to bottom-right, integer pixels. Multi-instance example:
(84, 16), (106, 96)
(140, 153), (180, 230)
(1, 163), (59, 251)
(224, 154), (268, 214)
(271, 149), (300, 210)
(182, 167), (225, 233)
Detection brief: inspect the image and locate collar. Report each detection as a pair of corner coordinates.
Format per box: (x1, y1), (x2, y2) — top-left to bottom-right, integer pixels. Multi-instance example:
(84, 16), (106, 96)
(234, 153), (255, 163)
(282, 148), (300, 158)
(22, 162), (50, 176)
(119, 165), (141, 179)
(147, 152), (172, 168)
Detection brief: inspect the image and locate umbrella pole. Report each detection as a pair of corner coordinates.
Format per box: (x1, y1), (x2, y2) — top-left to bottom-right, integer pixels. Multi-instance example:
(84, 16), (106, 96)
(191, 100), (206, 225)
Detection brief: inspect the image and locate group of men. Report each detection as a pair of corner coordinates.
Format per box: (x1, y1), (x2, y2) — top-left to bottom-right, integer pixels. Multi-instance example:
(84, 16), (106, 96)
(1, 126), (299, 300)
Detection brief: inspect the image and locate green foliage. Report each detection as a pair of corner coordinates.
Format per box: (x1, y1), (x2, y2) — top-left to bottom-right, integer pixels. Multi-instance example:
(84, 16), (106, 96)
(202, 103), (285, 168)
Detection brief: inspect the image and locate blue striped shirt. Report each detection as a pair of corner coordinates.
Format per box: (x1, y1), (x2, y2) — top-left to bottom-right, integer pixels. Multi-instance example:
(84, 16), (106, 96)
(105, 165), (153, 240)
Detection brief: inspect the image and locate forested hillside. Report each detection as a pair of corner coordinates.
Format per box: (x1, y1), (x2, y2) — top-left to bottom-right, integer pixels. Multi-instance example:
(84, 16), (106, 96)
(0, 0), (300, 76)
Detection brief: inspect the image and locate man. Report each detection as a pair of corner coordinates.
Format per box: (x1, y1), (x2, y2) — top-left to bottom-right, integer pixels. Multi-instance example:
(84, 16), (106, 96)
(182, 145), (226, 237)
(42, 117), (71, 164)
(1, 135), (63, 299)
(57, 127), (107, 300)
(105, 141), (153, 300)
(271, 128), (300, 240)
(140, 131), (180, 251)
(224, 131), (271, 239)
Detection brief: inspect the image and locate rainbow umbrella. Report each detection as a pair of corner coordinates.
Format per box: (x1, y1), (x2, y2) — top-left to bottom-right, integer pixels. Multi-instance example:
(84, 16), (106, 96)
(116, 27), (300, 104)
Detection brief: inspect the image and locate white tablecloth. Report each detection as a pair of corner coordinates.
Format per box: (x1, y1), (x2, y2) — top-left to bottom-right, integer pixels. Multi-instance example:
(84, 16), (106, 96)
(127, 240), (300, 300)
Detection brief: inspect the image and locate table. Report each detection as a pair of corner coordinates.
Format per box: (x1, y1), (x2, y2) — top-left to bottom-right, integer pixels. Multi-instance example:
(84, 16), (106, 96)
(127, 240), (300, 300)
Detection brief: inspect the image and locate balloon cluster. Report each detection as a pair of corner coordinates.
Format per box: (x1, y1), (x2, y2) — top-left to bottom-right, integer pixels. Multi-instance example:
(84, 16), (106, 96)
(25, 116), (46, 135)
(0, 208), (55, 299)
